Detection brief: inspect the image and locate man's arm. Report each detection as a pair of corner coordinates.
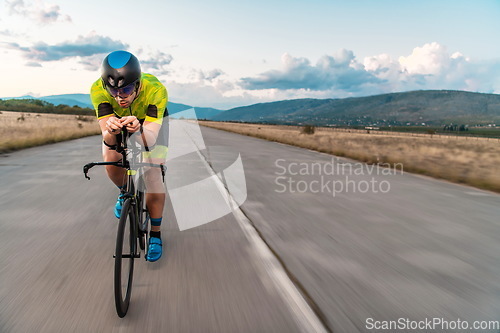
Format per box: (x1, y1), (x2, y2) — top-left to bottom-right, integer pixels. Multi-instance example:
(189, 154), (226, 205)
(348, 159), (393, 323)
(98, 115), (160, 148)
(139, 121), (161, 148)
(98, 115), (122, 146)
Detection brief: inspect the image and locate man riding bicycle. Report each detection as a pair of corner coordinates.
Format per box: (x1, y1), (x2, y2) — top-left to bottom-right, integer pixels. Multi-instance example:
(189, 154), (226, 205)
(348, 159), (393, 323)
(90, 50), (168, 262)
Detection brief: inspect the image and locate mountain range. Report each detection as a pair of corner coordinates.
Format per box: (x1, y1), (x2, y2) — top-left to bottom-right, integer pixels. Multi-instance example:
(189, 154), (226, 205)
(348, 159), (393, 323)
(3, 90), (500, 126)
(2, 94), (222, 120)
(211, 90), (500, 126)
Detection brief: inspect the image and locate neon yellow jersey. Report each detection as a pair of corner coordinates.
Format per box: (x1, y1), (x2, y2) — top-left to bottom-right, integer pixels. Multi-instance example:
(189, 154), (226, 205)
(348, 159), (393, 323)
(90, 73), (168, 124)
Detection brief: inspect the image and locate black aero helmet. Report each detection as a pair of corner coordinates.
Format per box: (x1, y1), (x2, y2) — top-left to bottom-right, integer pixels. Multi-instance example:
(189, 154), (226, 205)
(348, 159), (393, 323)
(101, 50), (141, 89)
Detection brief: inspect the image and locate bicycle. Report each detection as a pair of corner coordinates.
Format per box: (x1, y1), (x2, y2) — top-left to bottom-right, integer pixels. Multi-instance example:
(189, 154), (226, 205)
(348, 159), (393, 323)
(83, 128), (166, 318)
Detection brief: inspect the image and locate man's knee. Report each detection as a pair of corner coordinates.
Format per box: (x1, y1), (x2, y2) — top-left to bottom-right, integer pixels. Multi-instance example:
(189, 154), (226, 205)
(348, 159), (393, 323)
(102, 143), (123, 176)
(102, 144), (121, 162)
(144, 167), (165, 193)
(148, 192), (165, 202)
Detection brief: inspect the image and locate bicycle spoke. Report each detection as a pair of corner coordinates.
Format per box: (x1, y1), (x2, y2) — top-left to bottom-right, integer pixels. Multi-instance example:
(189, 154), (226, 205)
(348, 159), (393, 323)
(114, 198), (136, 317)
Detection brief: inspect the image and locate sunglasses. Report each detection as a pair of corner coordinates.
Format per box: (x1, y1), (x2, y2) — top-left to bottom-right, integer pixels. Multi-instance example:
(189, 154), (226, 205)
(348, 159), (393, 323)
(106, 80), (138, 98)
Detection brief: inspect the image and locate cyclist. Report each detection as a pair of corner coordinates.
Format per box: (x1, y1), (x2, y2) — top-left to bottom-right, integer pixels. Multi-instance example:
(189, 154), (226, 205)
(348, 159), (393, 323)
(90, 50), (168, 262)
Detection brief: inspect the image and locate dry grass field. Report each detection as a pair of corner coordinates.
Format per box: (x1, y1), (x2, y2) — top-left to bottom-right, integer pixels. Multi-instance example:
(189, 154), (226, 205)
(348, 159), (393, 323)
(2, 111), (498, 192)
(200, 121), (500, 193)
(0, 111), (100, 153)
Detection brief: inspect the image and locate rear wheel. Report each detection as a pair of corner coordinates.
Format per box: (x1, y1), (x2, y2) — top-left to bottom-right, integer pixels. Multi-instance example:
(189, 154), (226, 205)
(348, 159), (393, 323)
(114, 197), (136, 318)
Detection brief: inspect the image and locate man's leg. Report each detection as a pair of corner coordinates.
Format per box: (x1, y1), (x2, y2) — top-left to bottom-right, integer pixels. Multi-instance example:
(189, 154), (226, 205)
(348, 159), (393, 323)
(144, 161), (166, 262)
(143, 121), (168, 261)
(102, 143), (127, 218)
(146, 192), (166, 232)
(102, 143), (126, 186)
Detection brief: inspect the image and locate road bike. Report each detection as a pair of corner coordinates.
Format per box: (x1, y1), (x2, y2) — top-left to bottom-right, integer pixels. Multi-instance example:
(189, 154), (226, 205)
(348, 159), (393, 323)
(83, 129), (165, 317)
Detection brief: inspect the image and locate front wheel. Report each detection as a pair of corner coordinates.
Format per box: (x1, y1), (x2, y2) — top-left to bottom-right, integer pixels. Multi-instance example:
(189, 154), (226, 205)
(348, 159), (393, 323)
(114, 197), (136, 318)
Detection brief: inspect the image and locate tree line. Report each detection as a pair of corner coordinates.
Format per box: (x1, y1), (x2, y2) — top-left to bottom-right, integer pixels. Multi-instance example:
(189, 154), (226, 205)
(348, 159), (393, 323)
(443, 124), (469, 132)
(0, 99), (94, 116)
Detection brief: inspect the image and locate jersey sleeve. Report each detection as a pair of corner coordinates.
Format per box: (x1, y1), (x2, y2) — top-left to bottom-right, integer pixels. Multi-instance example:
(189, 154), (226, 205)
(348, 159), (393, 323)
(144, 83), (168, 124)
(90, 79), (115, 119)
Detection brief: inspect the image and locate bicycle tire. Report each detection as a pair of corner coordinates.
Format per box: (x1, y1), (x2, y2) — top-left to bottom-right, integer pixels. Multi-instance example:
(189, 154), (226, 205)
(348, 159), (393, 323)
(114, 197), (136, 318)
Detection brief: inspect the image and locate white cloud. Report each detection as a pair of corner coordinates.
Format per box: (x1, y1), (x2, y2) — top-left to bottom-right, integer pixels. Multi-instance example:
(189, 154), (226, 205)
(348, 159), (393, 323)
(364, 53), (397, 73)
(5, 37), (495, 109)
(25, 61), (42, 67)
(74, 45), (175, 74)
(4, 33), (128, 61)
(240, 50), (382, 91)
(133, 47), (174, 76)
(166, 81), (248, 109)
(235, 42), (500, 104)
(197, 68), (224, 82)
(399, 42), (450, 75)
(166, 78), (359, 109)
(365, 42), (500, 93)
(161, 43), (500, 108)
(5, 0), (71, 25)
(164, 67), (247, 108)
(0, 29), (19, 37)
(5, 0), (24, 15)
(78, 54), (105, 71)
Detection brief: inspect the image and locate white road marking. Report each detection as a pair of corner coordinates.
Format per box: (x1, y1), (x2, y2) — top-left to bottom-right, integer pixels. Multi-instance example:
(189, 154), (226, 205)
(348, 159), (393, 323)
(186, 122), (328, 333)
(227, 200), (328, 333)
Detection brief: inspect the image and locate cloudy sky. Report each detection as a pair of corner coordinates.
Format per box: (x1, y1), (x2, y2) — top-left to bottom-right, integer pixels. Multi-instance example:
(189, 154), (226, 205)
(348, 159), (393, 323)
(1, 0), (499, 109)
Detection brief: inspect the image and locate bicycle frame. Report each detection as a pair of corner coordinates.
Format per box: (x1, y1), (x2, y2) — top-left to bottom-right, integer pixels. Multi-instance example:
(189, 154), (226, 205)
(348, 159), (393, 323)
(82, 127), (166, 317)
(83, 127), (166, 238)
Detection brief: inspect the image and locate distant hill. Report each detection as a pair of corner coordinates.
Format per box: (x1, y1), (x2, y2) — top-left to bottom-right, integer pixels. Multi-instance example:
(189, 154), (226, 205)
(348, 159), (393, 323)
(39, 94), (92, 108)
(6, 90), (498, 126)
(1, 94), (224, 119)
(166, 102), (222, 119)
(211, 90), (500, 126)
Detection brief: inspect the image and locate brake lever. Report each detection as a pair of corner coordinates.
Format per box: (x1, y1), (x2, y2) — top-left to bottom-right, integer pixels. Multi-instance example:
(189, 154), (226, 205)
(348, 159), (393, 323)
(83, 163), (96, 180)
(161, 164), (166, 183)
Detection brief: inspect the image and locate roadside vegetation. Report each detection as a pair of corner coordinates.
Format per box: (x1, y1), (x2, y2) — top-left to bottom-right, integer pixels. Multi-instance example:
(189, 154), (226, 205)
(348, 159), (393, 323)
(200, 121), (500, 193)
(0, 98), (94, 116)
(377, 126), (500, 138)
(0, 111), (100, 153)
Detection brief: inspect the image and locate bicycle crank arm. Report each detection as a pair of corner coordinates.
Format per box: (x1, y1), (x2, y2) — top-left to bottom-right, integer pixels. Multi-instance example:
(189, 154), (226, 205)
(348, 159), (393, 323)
(113, 253), (141, 259)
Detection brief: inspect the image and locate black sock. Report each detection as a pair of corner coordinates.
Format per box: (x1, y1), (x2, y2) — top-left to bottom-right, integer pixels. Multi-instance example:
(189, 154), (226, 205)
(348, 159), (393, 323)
(150, 231), (161, 239)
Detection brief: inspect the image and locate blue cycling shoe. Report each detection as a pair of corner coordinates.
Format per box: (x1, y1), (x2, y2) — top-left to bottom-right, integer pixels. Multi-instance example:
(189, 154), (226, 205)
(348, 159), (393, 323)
(146, 237), (162, 262)
(114, 193), (125, 218)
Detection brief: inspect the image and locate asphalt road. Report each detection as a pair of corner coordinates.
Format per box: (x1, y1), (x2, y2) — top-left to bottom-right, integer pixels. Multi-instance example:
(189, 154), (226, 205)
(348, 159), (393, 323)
(1, 123), (500, 332)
